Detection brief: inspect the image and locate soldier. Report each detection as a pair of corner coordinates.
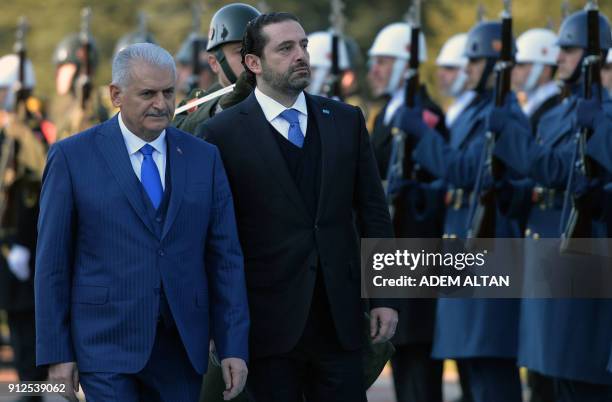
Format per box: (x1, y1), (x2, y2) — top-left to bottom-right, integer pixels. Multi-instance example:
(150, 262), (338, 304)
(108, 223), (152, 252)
(114, 12), (157, 57)
(367, 21), (448, 402)
(603, 35), (612, 94)
(175, 35), (215, 97)
(512, 28), (562, 132)
(173, 3), (261, 134)
(436, 33), (476, 129)
(49, 10), (109, 141)
(392, 18), (530, 402)
(0, 52), (48, 402)
(490, 8), (612, 401)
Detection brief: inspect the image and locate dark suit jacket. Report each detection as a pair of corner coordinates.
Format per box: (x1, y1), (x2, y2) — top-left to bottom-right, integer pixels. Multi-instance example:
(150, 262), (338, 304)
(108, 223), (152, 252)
(35, 115), (249, 374)
(201, 92), (393, 359)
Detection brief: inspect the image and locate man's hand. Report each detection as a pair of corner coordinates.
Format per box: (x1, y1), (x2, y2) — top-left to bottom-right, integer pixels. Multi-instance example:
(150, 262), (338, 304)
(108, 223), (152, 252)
(370, 307), (398, 344)
(48, 362), (79, 402)
(221, 357), (248, 401)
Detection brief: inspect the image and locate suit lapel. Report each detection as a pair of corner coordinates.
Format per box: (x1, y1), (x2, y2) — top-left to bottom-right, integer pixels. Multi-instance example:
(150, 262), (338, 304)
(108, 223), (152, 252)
(161, 128), (186, 240)
(240, 93), (311, 219)
(96, 115), (157, 237)
(306, 94), (333, 220)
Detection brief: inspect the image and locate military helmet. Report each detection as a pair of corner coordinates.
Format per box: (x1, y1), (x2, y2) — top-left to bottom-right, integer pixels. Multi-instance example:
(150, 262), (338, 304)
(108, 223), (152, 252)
(436, 33), (468, 67)
(464, 21), (515, 59)
(175, 33), (208, 65)
(307, 31), (351, 70)
(114, 31), (157, 57)
(0, 54), (35, 89)
(516, 28), (559, 65)
(368, 22), (427, 62)
(557, 10), (612, 50)
(207, 3), (261, 51)
(53, 33), (99, 69)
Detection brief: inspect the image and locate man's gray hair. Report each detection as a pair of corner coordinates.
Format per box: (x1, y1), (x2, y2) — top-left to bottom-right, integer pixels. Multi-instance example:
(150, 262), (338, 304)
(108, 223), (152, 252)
(112, 43), (176, 88)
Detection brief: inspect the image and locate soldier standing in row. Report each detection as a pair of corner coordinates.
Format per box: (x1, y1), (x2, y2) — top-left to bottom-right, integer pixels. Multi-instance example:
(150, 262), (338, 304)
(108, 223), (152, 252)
(490, 6), (612, 401)
(367, 17), (448, 402)
(0, 21), (49, 401)
(49, 8), (108, 142)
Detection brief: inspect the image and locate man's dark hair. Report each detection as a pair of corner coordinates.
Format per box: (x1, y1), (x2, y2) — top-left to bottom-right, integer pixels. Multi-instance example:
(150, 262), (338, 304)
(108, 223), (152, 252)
(241, 12), (300, 85)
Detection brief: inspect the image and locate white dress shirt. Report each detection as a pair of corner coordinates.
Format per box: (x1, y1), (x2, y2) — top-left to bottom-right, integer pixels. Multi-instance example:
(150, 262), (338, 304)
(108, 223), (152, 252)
(254, 87), (308, 139)
(118, 113), (167, 190)
(383, 87), (405, 126)
(522, 81), (561, 117)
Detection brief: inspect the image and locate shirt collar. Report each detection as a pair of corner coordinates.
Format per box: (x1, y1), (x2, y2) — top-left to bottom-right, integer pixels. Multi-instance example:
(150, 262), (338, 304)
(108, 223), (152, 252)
(118, 112), (167, 156)
(254, 87), (308, 123)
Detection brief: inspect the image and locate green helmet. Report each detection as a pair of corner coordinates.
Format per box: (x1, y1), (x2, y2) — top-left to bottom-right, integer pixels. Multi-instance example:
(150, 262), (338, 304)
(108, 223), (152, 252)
(206, 3), (261, 51)
(53, 33), (99, 70)
(175, 33), (208, 65)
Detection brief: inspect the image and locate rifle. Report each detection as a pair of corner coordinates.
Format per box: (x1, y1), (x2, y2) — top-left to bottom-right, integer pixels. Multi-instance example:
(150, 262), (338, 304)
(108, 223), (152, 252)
(79, 7), (93, 110)
(560, 0), (602, 251)
(466, 0), (513, 239)
(187, 3), (204, 93)
(328, 0), (346, 100)
(385, 0), (422, 227)
(0, 17), (29, 222)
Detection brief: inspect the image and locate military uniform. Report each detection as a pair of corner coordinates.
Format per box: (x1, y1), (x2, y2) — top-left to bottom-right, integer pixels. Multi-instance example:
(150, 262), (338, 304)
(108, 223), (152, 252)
(0, 110), (49, 397)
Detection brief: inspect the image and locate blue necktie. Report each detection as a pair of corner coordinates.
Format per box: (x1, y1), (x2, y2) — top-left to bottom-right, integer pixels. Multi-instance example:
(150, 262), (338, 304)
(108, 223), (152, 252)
(140, 144), (163, 209)
(279, 108), (304, 148)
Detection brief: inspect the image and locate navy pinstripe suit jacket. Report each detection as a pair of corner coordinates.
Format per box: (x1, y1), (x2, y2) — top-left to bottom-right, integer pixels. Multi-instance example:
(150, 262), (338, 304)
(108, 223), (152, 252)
(35, 114), (249, 374)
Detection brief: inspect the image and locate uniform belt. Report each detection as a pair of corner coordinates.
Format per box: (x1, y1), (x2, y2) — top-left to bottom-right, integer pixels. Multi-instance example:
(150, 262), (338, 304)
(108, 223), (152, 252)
(531, 186), (564, 210)
(445, 189), (471, 210)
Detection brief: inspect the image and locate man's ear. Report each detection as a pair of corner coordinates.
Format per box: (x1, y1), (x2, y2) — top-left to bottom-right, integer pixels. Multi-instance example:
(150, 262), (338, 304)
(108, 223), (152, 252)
(244, 54), (262, 76)
(208, 54), (221, 75)
(109, 84), (122, 108)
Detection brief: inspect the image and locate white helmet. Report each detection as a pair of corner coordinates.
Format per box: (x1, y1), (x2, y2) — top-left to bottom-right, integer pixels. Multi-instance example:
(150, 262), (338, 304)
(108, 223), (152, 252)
(515, 28), (559, 93)
(516, 28), (559, 65)
(0, 54), (35, 111)
(307, 31), (350, 69)
(368, 22), (427, 94)
(368, 22), (427, 62)
(436, 33), (468, 67)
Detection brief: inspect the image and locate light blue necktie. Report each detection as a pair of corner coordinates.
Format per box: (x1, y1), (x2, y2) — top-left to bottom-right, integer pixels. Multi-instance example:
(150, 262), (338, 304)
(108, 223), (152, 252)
(140, 144), (162, 209)
(279, 108), (304, 148)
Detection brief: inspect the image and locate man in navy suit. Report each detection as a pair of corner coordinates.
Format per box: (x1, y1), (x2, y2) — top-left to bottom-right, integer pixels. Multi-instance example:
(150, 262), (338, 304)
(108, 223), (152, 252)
(35, 43), (249, 402)
(200, 13), (398, 402)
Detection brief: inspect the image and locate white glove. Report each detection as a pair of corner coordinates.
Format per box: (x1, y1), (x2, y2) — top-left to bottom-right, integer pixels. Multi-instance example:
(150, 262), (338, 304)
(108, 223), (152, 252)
(7, 244), (30, 281)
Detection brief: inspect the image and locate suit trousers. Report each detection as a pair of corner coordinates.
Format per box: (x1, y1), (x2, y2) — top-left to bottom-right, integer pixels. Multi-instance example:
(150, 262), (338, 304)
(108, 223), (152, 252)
(79, 322), (201, 402)
(390, 343), (443, 402)
(461, 358), (523, 402)
(246, 270), (366, 402)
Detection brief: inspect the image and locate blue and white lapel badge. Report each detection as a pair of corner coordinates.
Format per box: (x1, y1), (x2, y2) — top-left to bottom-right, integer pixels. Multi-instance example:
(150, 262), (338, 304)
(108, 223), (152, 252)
(176, 146), (183, 155)
(322, 108), (330, 115)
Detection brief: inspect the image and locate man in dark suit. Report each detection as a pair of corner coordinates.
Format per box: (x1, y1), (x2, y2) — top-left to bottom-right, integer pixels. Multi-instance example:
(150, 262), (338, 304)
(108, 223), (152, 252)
(200, 12), (398, 402)
(35, 43), (249, 402)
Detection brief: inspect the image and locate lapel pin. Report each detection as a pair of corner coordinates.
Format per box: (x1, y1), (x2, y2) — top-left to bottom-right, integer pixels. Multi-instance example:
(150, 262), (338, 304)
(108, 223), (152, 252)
(322, 109), (330, 115)
(176, 146), (183, 155)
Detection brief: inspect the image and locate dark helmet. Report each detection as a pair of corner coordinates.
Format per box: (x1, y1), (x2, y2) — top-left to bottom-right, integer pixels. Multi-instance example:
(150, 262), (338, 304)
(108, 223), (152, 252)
(557, 10), (612, 50)
(206, 3), (261, 51)
(175, 33), (208, 65)
(464, 21), (515, 59)
(53, 33), (99, 69)
(114, 31), (157, 57)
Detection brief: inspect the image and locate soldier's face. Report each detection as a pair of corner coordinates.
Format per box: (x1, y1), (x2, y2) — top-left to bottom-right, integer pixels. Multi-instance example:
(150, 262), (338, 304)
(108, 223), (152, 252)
(436, 66), (460, 96)
(512, 63), (532, 91)
(209, 42), (244, 87)
(557, 47), (583, 81)
(110, 62), (176, 141)
(466, 58), (486, 90)
(601, 63), (612, 92)
(368, 56), (395, 97)
(247, 21), (311, 94)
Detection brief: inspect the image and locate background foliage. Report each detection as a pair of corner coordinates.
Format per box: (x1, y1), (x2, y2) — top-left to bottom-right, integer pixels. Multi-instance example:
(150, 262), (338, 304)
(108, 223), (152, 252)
(1, 0), (611, 103)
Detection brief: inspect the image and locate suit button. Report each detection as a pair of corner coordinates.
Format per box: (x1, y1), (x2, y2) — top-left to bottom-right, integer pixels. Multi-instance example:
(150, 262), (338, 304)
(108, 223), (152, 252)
(314, 225), (319, 231)
(155, 217), (162, 223)
(158, 249), (165, 256)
